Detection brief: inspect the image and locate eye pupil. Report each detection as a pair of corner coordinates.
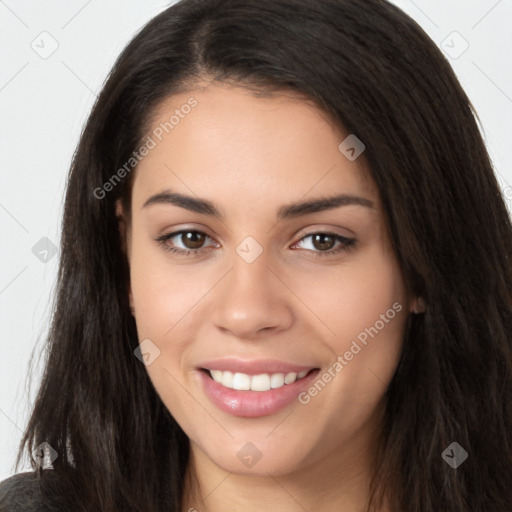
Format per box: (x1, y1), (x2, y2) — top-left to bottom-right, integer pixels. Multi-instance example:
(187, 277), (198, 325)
(183, 231), (205, 249)
(313, 234), (335, 251)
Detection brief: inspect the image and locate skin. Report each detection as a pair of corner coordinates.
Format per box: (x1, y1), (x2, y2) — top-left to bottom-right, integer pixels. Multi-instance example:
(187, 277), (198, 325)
(117, 81), (420, 512)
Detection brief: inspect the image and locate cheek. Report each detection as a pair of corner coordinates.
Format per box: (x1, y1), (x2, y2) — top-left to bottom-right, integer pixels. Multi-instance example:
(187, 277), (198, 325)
(290, 246), (407, 349)
(127, 237), (206, 414)
(128, 230), (207, 335)
(291, 247), (408, 405)
(128, 231), (226, 393)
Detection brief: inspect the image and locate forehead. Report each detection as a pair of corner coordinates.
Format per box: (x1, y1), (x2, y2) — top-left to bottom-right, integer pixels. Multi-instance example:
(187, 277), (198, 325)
(132, 83), (378, 214)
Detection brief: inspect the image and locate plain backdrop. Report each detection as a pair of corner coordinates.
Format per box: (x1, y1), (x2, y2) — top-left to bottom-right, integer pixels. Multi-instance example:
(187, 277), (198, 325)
(1, 0), (511, 480)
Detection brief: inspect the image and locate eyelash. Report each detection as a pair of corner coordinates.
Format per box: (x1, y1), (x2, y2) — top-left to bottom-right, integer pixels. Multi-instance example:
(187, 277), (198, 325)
(156, 230), (357, 258)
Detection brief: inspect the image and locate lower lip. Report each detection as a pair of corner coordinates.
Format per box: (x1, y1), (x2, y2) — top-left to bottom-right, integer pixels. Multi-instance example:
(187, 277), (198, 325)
(198, 369), (320, 417)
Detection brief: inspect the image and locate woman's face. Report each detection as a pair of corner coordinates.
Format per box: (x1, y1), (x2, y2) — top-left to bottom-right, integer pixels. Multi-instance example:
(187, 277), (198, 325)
(120, 82), (414, 477)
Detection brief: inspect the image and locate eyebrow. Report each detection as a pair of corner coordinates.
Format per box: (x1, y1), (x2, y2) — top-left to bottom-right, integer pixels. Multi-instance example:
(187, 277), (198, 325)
(142, 189), (375, 220)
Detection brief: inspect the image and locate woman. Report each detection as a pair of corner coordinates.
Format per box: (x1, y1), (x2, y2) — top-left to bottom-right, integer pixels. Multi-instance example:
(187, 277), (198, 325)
(1, 0), (511, 511)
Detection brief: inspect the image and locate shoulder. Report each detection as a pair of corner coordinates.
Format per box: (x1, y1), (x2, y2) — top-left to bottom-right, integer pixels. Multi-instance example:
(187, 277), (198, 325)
(0, 471), (62, 512)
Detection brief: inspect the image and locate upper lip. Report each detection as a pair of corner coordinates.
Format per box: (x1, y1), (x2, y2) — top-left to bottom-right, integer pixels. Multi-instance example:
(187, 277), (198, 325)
(198, 358), (318, 376)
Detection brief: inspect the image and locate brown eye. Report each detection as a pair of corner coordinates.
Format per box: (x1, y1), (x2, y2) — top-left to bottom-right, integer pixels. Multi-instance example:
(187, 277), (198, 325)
(311, 234), (336, 251)
(180, 231), (206, 249)
(292, 232), (357, 258)
(156, 229), (216, 256)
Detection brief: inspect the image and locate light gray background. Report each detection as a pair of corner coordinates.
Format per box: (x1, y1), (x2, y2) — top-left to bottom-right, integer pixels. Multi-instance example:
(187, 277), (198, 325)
(1, 0), (511, 480)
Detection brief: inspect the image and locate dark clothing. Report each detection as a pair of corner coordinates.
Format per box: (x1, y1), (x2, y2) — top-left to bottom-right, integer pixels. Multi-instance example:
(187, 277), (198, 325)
(0, 471), (62, 511)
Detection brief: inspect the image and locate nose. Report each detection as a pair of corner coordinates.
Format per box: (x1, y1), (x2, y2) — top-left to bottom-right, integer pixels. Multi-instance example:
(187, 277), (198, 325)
(211, 250), (294, 339)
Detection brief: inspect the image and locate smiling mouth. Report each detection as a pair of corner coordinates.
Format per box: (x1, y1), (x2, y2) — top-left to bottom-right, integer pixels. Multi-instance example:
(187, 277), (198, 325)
(200, 368), (318, 392)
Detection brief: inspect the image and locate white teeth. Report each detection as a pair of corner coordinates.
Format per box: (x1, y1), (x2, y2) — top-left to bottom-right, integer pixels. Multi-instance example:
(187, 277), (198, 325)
(250, 374), (270, 391)
(232, 372), (251, 390)
(221, 371), (233, 387)
(284, 372), (297, 384)
(270, 373), (284, 389)
(207, 369), (310, 391)
(210, 370), (223, 382)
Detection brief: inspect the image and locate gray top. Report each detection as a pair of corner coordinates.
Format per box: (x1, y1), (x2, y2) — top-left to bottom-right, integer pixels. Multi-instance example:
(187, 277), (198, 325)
(0, 471), (62, 511)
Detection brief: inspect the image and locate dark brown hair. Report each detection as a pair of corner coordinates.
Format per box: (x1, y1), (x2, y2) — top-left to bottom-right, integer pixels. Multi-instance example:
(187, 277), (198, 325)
(14, 0), (512, 510)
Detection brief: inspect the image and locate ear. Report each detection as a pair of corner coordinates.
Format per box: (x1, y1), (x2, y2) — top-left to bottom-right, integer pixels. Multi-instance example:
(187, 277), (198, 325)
(115, 199), (127, 254)
(409, 296), (426, 315)
(115, 199), (134, 314)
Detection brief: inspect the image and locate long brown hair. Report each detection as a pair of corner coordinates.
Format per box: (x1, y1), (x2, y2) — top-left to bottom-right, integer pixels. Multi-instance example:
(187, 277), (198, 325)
(15, 0), (512, 510)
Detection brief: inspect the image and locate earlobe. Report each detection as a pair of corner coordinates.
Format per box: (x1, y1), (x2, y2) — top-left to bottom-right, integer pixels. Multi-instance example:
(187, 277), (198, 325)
(116, 199), (135, 316)
(129, 290), (135, 316)
(410, 297), (427, 314)
(115, 199), (127, 254)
